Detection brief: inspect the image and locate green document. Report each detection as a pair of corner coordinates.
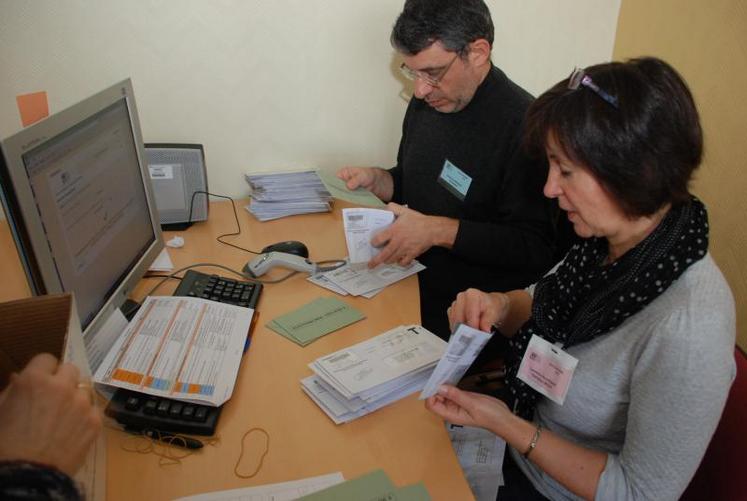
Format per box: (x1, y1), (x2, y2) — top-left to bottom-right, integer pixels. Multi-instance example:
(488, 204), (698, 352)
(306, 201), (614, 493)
(297, 469), (432, 501)
(395, 483), (431, 501)
(317, 169), (386, 207)
(267, 296), (365, 346)
(297, 469), (397, 501)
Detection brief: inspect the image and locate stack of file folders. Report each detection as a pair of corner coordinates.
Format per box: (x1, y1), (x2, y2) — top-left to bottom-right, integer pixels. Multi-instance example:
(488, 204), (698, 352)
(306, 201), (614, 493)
(301, 325), (447, 424)
(245, 170), (332, 221)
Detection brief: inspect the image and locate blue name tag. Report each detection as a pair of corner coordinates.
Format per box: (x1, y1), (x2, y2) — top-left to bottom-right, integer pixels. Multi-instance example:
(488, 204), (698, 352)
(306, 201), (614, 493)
(437, 159), (472, 201)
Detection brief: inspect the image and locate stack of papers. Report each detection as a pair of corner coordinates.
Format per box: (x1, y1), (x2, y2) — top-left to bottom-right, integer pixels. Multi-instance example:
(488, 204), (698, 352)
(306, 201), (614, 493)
(267, 296), (365, 347)
(245, 170), (332, 221)
(298, 469), (430, 501)
(302, 325), (446, 424)
(308, 260), (425, 298)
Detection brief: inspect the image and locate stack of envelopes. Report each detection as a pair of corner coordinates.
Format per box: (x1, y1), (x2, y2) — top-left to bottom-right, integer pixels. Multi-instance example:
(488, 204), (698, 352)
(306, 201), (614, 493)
(301, 324), (446, 424)
(245, 170), (332, 221)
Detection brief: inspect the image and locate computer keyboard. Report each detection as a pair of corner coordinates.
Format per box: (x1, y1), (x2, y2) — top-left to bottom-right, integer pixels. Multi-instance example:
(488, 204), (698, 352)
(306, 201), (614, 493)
(106, 270), (261, 436)
(105, 388), (221, 436)
(172, 269), (263, 308)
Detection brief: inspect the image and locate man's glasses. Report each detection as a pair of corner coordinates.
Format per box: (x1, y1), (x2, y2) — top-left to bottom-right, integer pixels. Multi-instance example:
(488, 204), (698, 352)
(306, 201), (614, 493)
(400, 54), (459, 88)
(568, 67), (619, 108)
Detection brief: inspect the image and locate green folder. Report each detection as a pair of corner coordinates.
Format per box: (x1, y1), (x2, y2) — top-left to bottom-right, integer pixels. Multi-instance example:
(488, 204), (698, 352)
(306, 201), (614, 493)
(267, 296), (365, 346)
(317, 170), (386, 207)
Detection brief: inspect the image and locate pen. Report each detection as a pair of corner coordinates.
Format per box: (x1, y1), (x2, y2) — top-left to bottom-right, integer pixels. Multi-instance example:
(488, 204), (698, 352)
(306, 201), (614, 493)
(126, 427), (204, 449)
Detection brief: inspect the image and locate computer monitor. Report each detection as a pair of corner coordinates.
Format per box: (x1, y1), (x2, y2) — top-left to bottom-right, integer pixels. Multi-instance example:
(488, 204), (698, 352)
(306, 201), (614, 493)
(0, 79), (164, 371)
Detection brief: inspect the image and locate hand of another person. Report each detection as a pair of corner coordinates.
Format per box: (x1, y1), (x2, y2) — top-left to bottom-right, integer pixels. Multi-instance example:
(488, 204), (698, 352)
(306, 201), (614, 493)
(368, 203), (437, 267)
(426, 384), (511, 432)
(0, 353), (102, 477)
(448, 288), (509, 333)
(336, 166), (394, 201)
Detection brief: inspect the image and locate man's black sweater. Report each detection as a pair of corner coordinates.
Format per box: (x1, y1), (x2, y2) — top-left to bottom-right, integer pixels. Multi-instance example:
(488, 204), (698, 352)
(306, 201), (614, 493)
(389, 65), (560, 339)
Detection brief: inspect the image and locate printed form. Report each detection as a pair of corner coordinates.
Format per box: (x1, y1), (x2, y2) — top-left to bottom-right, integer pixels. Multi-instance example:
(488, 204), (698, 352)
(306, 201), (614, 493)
(342, 207), (394, 264)
(94, 296), (253, 406)
(420, 323), (492, 399)
(448, 424), (506, 501)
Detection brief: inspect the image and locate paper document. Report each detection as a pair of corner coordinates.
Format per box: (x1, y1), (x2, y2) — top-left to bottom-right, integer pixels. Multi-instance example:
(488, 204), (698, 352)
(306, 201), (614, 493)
(342, 208), (394, 263)
(448, 423), (505, 501)
(94, 296), (253, 406)
(175, 472), (344, 501)
(307, 266), (384, 298)
(316, 169), (385, 207)
(267, 296), (365, 346)
(303, 325), (446, 423)
(320, 260), (424, 297)
(420, 323), (492, 399)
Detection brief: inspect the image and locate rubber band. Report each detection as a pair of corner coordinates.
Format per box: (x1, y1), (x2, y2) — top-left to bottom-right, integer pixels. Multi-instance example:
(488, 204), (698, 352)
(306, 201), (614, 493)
(234, 427), (270, 479)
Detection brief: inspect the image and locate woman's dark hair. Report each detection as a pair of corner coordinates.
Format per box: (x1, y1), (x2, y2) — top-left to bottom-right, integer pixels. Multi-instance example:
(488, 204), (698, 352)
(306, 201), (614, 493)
(390, 0), (494, 56)
(524, 57), (703, 217)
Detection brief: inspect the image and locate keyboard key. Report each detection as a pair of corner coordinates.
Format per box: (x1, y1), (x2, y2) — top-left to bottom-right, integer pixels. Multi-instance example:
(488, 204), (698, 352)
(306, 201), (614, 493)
(194, 407), (208, 422)
(182, 405), (195, 420)
(169, 402), (184, 418)
(156, 400), (171, 416)
(125, 395), (141, 411)
(144, 399), (158, 415)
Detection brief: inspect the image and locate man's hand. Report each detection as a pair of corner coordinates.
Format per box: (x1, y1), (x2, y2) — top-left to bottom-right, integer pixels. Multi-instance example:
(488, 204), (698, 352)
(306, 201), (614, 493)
(368, 203), (458, 268)
(0, 353), (102, 477)
(336, 166), (394, 202)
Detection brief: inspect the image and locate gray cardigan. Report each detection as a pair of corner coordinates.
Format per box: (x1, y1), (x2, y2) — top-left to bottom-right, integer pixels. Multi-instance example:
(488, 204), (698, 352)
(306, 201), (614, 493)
(513, 253), (736, 500)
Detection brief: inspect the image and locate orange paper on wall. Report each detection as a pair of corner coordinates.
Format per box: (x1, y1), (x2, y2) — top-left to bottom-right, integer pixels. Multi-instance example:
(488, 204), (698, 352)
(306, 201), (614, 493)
(16, 91), (49, 127)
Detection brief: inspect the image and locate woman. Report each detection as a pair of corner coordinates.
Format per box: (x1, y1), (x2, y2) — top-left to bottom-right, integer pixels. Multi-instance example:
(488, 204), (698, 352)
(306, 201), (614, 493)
(427, 57), (736, 500)
(0, 353), (101, 500)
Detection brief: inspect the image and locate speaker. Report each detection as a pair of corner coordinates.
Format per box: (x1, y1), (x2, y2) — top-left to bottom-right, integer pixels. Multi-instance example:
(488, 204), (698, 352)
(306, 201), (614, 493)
(144, 143), (209, 230)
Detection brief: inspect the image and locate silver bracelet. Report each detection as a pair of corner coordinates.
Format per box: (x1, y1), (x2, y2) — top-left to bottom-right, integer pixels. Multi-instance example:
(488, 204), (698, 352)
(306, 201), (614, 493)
(523, 424), (543, 459)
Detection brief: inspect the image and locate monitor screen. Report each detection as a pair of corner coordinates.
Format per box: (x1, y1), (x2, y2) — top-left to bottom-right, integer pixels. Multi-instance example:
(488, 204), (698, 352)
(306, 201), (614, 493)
(0, 79), (163, 371)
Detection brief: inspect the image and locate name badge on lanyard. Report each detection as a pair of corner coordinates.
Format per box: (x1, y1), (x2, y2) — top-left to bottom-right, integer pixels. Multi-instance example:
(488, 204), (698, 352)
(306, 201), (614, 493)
(516, 334), (578, 405)
(437, 159), (472, 201)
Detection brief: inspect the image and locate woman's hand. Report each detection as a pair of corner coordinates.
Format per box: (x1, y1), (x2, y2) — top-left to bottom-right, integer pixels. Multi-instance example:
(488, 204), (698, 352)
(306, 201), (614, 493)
(425, 384), (511, 432)
(0, 353), (102, 477)
(448, 288), (510, 333)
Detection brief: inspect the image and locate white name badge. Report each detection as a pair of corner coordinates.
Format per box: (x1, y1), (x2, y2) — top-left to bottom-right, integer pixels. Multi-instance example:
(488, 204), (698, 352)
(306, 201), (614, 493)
(516, 334), (578, 405)
(437, 159), (472, 201)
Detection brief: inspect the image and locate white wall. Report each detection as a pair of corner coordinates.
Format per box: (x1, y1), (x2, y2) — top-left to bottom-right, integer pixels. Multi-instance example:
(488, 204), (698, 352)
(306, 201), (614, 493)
(0, 0), (620, 201)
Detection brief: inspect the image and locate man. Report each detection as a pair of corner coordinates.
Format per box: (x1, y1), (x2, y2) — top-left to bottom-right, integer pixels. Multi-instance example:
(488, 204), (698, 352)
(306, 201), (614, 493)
(338, 0), (561, 339)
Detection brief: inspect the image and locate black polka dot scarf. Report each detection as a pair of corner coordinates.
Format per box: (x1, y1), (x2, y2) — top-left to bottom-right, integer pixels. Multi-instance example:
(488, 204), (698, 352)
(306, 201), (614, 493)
(506, 196), (709, 419)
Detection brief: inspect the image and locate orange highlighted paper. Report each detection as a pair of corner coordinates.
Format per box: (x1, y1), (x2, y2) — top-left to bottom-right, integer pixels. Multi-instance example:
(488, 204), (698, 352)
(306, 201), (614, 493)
(112, 368), (144, 385)
(16, 91), (49, 127)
